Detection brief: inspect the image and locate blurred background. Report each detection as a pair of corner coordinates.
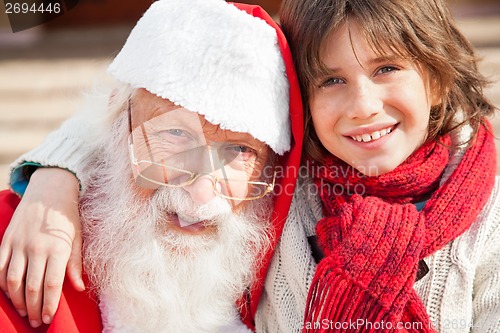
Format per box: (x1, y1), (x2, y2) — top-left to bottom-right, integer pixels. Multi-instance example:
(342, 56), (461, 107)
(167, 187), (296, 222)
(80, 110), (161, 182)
(0, 0), (499, 188)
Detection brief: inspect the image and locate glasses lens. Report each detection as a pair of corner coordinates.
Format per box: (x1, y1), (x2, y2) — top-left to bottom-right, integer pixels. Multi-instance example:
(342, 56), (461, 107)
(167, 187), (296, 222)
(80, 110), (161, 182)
(133, 160), (195, 189)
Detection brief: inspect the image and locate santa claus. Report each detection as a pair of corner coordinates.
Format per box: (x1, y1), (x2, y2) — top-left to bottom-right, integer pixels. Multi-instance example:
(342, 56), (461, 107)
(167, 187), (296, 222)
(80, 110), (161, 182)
(0, 0), (303, 332)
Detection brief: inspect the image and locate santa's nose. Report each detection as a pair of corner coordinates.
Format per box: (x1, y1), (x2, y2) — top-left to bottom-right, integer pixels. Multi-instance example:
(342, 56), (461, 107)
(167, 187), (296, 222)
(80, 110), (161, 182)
(182, 175), (217, 205)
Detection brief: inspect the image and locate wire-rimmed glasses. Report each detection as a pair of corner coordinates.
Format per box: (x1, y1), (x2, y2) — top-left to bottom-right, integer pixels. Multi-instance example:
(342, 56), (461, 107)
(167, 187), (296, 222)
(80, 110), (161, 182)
(127, 99), (276, 201)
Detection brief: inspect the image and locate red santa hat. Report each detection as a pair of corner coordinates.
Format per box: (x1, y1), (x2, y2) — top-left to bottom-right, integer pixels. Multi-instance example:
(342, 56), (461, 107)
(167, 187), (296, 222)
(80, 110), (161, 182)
(109, 2), (303, 328)
(108, 0), (294, 155)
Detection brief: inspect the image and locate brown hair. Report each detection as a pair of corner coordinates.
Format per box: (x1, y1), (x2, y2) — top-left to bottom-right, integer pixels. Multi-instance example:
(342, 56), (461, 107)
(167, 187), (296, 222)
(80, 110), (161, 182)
(279, 0), (496, 162)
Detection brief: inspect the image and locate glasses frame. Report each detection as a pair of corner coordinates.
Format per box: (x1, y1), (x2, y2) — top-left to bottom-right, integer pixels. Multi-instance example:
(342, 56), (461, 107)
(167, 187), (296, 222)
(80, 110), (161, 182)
(127, 98), (276, 201)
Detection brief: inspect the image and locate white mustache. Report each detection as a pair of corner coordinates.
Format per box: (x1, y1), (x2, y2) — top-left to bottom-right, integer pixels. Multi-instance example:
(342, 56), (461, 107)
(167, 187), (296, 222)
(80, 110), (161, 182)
(154, 187), (233, 227)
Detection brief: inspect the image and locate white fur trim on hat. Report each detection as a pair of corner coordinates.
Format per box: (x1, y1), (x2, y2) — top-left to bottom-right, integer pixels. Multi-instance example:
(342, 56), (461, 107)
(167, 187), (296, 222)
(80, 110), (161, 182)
(108, 0), (290, 155)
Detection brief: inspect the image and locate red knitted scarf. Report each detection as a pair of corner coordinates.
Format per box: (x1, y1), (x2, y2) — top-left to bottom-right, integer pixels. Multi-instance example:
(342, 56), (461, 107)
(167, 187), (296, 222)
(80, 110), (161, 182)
(304, 121), (496, 332)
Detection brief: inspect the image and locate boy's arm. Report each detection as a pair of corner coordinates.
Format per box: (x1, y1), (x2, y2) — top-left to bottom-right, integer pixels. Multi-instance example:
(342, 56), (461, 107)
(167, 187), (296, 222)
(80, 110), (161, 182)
(0, 168), (83, 328)
(0, 105), (105, 328)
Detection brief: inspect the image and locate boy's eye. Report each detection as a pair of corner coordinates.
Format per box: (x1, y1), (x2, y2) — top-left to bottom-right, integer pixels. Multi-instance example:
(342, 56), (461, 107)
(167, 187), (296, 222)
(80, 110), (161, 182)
(319, 77), (345, 88)
(376, 66), (399, 75)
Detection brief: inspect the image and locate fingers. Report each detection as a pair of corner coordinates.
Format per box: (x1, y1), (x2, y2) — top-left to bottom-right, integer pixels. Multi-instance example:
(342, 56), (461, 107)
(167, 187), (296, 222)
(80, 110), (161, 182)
(6, 250), (28, 319)
(25, 256), (47, 328)
(5, 252), (71, 327)
(1, 231), (74, 328)
(67, 231), (85, 292)
(0, 239), (14, 296)
(41, 256), (69, 325)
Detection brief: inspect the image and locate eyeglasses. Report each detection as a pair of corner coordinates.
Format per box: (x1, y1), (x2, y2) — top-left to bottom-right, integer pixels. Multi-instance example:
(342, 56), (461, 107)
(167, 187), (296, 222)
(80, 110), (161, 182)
(127, 99), (276, 201)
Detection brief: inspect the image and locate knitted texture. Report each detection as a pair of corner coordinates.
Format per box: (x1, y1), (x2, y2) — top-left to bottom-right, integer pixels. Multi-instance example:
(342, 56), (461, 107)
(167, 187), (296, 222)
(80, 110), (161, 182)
(255, 177), (500, 332)
(8, 98), (110, 194)
(304, 121), (496, 332)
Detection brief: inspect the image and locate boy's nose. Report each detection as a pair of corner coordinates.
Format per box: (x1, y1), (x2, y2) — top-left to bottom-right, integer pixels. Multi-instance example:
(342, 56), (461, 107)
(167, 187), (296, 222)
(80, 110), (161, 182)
(347, 80), (383, 120)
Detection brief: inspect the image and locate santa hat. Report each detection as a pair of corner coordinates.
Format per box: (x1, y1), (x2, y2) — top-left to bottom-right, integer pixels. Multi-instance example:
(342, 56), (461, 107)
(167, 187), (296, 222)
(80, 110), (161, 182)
(109, 0), (304, 329)
(108, 0), (291, 155)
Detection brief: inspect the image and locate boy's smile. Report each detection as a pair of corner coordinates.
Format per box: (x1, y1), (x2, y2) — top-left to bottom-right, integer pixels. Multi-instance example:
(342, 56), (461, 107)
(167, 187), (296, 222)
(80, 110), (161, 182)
(345, 123), (396, 143)
(310, 19), (440, 176)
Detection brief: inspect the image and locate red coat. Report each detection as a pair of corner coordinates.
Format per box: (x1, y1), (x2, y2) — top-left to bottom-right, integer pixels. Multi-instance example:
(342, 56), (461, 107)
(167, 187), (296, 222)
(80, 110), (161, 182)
(0, 189), (103, 332)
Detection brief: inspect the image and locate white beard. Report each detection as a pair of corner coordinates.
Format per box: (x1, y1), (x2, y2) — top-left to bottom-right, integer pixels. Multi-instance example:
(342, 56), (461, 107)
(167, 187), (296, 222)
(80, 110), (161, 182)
(79, 112), (272, 333)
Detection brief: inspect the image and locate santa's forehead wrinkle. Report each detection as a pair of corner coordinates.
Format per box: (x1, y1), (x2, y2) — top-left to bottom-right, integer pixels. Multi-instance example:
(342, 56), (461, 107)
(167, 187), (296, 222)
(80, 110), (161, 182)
(151, 110), (254, 141)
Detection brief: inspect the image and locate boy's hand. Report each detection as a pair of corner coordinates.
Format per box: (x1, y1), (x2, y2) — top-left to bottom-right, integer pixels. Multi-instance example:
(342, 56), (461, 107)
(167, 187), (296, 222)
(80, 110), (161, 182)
(0, 167), (84, 328)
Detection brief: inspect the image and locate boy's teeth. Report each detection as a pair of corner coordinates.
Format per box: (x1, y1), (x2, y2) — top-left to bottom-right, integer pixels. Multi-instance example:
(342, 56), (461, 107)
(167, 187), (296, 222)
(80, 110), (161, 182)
(351, 127), (393, 143)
